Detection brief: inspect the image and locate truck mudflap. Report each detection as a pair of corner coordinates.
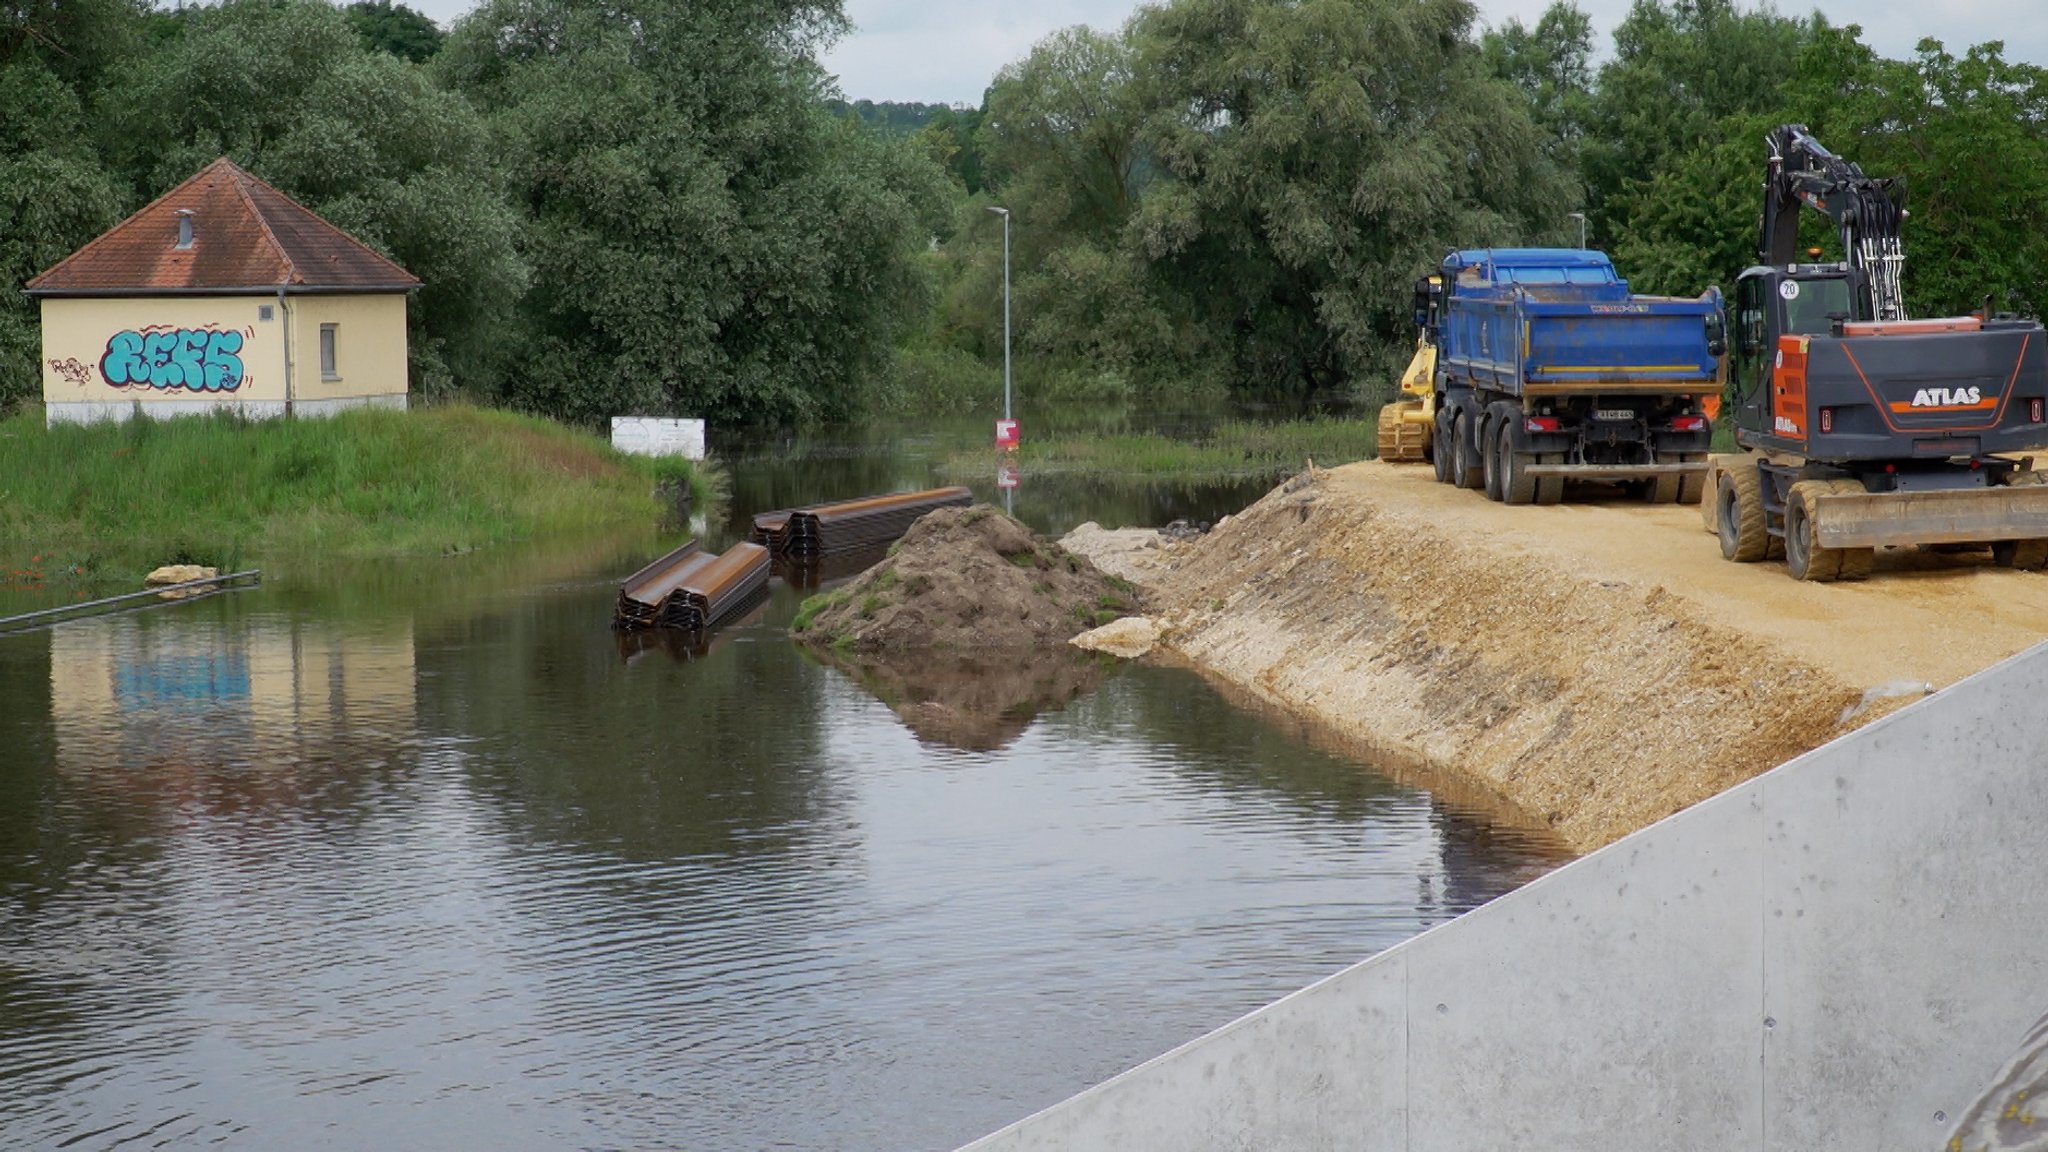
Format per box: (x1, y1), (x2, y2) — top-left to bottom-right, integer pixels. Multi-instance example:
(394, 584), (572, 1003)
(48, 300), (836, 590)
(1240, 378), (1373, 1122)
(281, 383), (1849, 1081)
(1810, 485), (2048, 550)
(1522, 461), (1710, 479)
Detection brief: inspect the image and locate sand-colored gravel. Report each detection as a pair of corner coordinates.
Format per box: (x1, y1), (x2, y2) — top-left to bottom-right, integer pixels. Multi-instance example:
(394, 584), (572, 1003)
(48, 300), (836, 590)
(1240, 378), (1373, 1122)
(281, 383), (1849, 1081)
(1066, 460), (2048, 853)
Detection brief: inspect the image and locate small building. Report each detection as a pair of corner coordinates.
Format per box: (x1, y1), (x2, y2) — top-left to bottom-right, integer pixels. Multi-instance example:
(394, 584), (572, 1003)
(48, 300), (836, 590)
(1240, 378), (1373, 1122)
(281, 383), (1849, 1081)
(25, 157), (420, 426)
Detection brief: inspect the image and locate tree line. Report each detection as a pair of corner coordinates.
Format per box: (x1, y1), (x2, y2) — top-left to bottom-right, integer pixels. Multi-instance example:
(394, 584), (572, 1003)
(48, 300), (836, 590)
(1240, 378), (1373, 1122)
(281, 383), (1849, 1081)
(4, 0), (2046, 424)
(901, 0), (2048, 410)
(2, 0), (942, 424)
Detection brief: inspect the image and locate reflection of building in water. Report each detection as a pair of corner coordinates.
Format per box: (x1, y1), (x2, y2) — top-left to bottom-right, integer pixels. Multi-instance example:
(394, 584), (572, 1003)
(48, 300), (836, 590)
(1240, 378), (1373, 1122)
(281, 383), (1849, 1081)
(52, 614), (415, 792)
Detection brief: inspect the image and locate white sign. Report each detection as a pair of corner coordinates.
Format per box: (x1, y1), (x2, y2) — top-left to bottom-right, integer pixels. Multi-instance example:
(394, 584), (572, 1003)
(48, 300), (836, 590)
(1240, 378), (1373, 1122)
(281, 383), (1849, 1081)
(611, 417), (706, 460)
(1780, 280), (1801, 300)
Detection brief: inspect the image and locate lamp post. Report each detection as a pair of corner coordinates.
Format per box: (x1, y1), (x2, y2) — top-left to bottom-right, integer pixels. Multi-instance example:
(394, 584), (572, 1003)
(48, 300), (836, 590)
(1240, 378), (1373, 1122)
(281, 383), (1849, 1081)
(988, 206), (1011, 423)
(1568, 211), (1587, 250)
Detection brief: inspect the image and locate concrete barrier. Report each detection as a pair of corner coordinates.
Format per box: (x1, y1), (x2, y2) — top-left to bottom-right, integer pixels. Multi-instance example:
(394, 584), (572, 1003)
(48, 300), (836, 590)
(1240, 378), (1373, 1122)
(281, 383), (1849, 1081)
(960, 641), (2048, 1151)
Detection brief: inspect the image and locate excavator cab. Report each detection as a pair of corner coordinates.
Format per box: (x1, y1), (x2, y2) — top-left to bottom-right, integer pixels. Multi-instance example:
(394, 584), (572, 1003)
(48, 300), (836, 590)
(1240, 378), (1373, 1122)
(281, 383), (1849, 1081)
(1729, 265), (1863, 437)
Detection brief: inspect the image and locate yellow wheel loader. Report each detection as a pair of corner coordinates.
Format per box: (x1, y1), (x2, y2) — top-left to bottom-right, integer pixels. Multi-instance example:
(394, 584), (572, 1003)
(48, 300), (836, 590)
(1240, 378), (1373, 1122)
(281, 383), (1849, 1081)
(1376, 326), (1438, 464)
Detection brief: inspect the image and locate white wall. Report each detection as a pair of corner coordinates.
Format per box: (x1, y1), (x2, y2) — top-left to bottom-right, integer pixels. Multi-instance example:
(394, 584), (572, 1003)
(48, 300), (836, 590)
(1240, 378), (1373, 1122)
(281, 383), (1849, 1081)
(960, 642), (2048, 1151)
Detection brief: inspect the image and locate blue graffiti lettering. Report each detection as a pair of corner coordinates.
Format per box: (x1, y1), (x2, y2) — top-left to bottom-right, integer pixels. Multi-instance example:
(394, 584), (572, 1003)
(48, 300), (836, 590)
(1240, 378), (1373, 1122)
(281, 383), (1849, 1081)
(99, 327), (245, 392)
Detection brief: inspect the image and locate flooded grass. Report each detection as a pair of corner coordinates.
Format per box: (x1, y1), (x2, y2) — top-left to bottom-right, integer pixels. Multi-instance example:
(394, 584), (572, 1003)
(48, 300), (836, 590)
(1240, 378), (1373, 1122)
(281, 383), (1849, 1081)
(0, 405), (722, 577)
(937, 414), (1382, 484)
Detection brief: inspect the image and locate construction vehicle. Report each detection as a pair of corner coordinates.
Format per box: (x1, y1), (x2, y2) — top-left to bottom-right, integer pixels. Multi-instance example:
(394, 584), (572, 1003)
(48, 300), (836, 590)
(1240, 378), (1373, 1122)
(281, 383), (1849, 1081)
(1376, 278), (1439, 463)
(1423, 248), (1724, 505)
(1703, 124), (2048, 581)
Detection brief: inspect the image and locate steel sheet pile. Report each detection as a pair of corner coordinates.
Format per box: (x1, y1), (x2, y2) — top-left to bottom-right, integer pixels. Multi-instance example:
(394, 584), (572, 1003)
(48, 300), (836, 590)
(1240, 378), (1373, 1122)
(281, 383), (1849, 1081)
(750, 487), (973, 556)
(614, 540), (771, 631)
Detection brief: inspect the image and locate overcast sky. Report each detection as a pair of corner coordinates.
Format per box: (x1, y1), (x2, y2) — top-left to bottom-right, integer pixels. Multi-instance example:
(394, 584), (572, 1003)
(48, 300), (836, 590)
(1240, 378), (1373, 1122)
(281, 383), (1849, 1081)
(813, 0), (2047, 105)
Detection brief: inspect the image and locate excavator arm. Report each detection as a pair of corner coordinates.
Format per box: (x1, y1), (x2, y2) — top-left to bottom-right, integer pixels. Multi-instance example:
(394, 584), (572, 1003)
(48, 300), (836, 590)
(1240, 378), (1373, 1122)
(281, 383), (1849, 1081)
(1762, 124), (1909, 322)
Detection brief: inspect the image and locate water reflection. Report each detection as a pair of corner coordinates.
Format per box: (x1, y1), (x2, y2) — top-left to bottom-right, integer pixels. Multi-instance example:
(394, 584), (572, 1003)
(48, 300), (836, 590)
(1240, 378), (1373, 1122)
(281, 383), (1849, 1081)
(0, 473), (1565, 1152)
(806, 645), (1109, 753)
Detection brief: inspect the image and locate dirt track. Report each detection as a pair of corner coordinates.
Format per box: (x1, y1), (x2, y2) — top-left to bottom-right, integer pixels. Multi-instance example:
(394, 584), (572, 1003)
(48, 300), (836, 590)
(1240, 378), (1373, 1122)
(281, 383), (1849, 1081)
(1074, 460), (2048, 854)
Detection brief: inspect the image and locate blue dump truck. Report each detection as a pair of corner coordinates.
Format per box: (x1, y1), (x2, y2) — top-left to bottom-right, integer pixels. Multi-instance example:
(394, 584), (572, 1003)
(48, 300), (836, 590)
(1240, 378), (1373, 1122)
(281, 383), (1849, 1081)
(1418, 248), (1727, 505)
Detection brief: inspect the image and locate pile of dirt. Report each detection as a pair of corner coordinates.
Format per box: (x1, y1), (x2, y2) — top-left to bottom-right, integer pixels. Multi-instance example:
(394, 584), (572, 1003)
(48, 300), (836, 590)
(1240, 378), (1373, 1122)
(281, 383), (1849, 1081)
(792, 505), (1139, 653)
(1087, 466), (1876, 854)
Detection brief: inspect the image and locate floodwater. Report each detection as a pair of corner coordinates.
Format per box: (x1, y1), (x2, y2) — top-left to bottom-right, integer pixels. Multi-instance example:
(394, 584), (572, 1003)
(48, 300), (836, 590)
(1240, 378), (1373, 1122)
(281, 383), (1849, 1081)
(0, 418), (1566, 1151)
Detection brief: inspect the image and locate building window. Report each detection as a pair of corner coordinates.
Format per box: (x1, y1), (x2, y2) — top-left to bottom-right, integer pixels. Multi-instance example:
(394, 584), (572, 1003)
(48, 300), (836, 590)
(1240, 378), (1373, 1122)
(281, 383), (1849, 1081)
(320, 324), (339, 380)
(175, 210), (194, 250)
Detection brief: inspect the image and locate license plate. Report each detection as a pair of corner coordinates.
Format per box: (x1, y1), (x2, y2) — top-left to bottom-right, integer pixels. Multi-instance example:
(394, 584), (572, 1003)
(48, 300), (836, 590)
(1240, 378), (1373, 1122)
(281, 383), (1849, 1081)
(1594, 408), (1636, 422)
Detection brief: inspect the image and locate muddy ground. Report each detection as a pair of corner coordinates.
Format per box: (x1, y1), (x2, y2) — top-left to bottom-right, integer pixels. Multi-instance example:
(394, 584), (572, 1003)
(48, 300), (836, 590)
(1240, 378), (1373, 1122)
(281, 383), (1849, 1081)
(1064, 460), (2048, 854)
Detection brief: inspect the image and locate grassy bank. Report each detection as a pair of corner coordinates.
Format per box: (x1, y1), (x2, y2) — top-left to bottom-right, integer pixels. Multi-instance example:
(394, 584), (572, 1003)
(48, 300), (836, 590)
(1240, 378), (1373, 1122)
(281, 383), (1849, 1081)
(937, 414), (1381, 483)
(0, 405), (721, 574)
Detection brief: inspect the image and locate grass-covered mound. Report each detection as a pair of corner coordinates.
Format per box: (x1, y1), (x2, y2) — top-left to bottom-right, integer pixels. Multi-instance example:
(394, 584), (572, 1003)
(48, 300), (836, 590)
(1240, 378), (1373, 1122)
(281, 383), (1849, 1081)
(792, 505), (1138, 653)
(0, 405), (719, 569)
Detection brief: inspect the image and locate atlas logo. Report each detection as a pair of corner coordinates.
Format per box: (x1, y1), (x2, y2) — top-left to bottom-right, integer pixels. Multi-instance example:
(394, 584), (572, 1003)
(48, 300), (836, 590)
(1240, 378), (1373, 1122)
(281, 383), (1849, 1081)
(1910, 386), (1983, 408)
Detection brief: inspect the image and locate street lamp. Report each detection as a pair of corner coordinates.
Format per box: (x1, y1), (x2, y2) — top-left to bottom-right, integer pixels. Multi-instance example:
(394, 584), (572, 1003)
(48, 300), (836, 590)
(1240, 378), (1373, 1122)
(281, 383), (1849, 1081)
(1567, 211), (1587, 250)
(987, 205), (1011, 423)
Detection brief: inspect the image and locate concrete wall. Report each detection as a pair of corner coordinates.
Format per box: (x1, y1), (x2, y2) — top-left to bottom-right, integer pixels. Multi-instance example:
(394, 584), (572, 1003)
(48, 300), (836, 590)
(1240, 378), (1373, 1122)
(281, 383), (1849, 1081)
(961, 642), (2048, 1152)
(39, 293), (407, 424)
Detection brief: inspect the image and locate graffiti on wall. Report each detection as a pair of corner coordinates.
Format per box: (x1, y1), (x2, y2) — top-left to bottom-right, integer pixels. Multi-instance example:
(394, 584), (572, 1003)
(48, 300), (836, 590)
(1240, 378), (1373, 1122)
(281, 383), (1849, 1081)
(47, 358), (95, 386)
(100, 325), (250, 392)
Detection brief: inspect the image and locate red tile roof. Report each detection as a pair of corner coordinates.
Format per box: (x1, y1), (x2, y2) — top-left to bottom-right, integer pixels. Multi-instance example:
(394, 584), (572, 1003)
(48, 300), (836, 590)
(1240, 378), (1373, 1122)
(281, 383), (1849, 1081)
(25, 158), (420, 296)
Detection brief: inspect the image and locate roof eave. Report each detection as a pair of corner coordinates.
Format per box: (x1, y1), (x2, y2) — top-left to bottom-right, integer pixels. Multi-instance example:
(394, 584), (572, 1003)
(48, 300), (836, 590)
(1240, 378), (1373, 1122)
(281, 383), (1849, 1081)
(24, 282), (421, 299)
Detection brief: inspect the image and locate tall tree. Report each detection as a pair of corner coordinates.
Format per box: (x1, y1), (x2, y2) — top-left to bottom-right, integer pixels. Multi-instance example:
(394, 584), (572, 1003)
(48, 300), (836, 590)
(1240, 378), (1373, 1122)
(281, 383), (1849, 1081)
(344, 0), (445, 64)
(96, 0), (525, 394)
(436, 0), (945, 425)
(1482, 2), (1595, 169)
(1583, 0), (1811, 249)
(0, 58), (125, 406)
(1127, 0), (1575, 394)
(1778, 25), (2048, 318)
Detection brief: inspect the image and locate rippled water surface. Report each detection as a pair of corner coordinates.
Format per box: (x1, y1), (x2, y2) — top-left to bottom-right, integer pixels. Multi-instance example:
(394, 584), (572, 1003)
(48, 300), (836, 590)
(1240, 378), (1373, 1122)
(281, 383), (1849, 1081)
(0, 426), (1566, 1151)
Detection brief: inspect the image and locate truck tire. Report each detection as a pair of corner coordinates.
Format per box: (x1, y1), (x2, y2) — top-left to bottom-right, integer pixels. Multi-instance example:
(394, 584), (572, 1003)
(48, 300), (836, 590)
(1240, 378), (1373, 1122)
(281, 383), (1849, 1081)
(1676, 453), (1709, 505)
(1481, 415), (1503, 501)
(1432, 411), (1455, 484)
(1718, 461), (1767, 562)
(1784, 480), (1844, 582)
(1482, 403), (1518, 502)
(1452, 413), (1484, 490)
(1499, 421), (1537, 505)
(1640, 474), (1681, 504)
(1823, 479), (1875, 580)
(1534, 454), (1565, 505)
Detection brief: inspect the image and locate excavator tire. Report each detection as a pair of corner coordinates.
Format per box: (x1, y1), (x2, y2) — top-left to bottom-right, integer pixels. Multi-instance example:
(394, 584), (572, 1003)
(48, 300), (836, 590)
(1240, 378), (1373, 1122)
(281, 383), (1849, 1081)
(1784, 480), (1844, 582)
(1821, 479), (1875, 580)
(1432, 411), (1455, 484)
(1991, 472), (2048, 569)
(1499, 421), (1537, 505)
(1717, 459), (1768, 562)
(1376, 403), (1430, 464)
(1676, 453), (1709, 505)
(1534, 454), (1565, 506)
(1452, 413), (1484, 490)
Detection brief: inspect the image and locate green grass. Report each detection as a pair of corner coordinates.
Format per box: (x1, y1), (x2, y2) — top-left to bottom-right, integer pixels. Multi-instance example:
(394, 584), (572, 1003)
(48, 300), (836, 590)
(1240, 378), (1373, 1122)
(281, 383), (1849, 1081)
(0, 404), (723, 574)
(937, 415), (1381, 483)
